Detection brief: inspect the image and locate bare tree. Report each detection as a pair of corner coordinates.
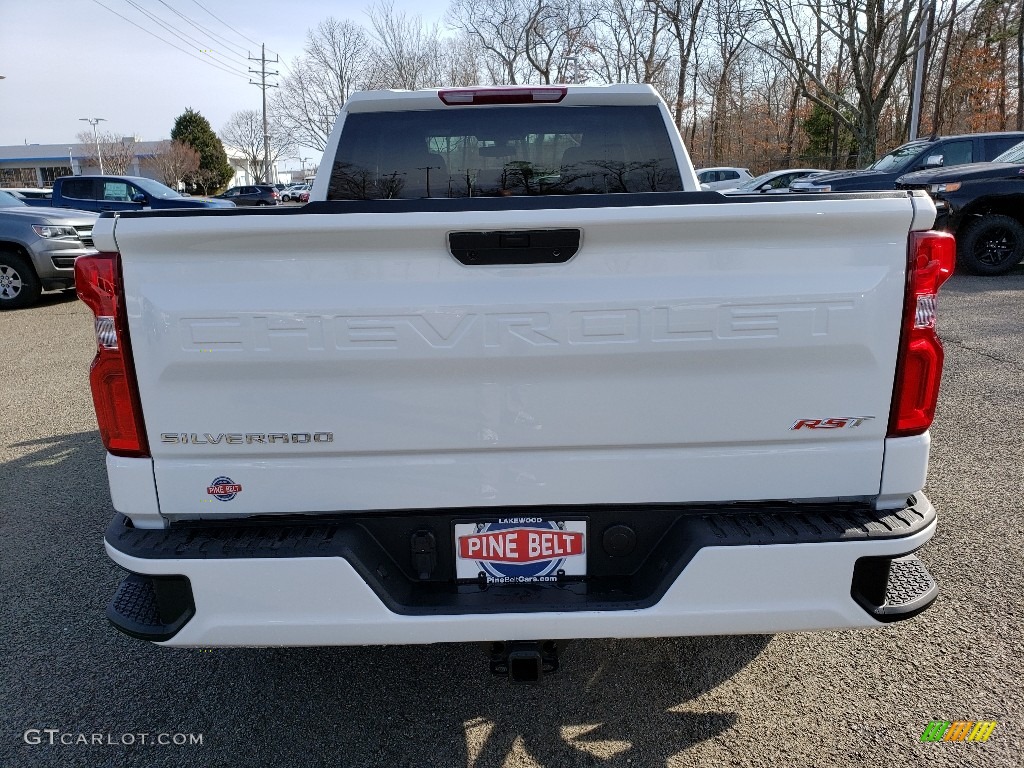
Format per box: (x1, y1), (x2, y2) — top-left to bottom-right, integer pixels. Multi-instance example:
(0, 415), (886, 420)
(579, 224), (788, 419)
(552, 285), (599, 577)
(447, 0), (532, 83)
(654, 0), (709, 128)
(75, 131), (138, 174)
(219, 111), (263, 181)
(928, 0), (960, 137)
(220, 110), (296, 183)
(1017, 0), (1023, 130)
(699, 0), (758, 163)
(439, 32), (489, 86)
(147, 140), (200, 188)
(522, 0), (601, 83)
(366, 1), (447, 88)
(592, 0), (673, 85)
(265, 0), (1017, 169)
(757, 0), (934, 162)
(272, 18), (371, 152)
(191, 168), (223, 196)
(928, 0), (1017, 135)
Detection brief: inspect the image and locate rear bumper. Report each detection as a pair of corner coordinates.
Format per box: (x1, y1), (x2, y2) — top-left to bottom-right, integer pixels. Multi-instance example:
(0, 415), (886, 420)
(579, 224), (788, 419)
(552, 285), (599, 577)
(104, 495), (939, 646)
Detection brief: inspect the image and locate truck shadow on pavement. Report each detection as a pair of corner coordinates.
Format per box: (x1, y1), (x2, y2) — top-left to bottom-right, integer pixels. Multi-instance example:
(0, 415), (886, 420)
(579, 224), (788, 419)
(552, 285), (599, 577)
(231, 636), (773, 766)
(2, 429), (773, 768)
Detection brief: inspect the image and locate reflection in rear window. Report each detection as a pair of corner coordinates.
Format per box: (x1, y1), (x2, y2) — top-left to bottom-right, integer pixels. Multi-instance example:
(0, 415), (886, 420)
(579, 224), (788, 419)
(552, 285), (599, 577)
(327, 105), (683, 200)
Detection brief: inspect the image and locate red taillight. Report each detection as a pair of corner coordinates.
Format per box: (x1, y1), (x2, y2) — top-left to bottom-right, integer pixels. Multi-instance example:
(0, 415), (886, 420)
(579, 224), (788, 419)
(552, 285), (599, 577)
(889, 231), (956, 437)
(438, 87), (567, 105)
(75, 252), (149, 457)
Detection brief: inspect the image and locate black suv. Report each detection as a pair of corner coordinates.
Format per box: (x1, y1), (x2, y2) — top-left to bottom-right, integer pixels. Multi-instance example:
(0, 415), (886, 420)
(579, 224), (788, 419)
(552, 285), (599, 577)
(215, 185), (281, 206)
(790, 132), (1024, 193)
(897, 139), (1024, 275)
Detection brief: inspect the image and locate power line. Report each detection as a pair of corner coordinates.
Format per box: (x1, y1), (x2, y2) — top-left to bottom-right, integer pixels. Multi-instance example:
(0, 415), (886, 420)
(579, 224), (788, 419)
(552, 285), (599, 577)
(190, 0), (279, 58)
(122, 0), (251, 76)
(155, 0), (249, 58)
(89, 0), (249, 80)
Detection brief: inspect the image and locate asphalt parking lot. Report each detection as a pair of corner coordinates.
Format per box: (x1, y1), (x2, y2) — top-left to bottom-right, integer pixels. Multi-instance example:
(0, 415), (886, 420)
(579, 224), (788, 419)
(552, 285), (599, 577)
(1, 267), (1021, 768)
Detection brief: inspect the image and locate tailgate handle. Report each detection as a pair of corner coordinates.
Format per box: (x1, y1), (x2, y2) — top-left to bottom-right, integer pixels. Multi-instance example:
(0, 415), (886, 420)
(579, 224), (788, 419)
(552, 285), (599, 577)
(449, 229), (580, 265)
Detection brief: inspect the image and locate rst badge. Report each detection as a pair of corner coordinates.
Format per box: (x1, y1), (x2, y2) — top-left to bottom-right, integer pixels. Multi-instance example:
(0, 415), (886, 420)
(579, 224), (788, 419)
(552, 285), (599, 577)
(454, 518), (587, 583)
(791, 416), (874, 430)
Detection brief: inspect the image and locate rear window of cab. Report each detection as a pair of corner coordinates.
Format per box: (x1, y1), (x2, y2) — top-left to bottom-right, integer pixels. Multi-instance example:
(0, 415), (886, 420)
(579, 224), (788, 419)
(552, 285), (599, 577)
(327, 105), (683, 200)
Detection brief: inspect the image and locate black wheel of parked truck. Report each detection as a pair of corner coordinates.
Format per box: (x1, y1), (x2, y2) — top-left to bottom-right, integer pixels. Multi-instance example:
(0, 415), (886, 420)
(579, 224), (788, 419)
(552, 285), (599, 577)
(957, 214), (1024, 276)
(0, 250), (41, 309)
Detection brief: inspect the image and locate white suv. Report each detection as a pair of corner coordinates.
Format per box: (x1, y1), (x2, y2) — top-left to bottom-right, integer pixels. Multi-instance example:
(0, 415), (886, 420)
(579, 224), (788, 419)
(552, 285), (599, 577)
(696, 167), (753, 190)
(281, 184), (310, 202)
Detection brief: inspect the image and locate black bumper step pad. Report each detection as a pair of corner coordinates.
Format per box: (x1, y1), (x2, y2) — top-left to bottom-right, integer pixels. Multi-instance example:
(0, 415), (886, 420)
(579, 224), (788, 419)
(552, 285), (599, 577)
(106, 573), (195, 641)
(851, 554), (939, 623)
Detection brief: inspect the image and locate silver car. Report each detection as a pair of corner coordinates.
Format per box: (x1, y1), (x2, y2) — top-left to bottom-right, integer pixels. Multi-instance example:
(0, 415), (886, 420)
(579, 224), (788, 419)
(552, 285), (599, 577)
(721, 168), (829, 194)
(0, 189), (98, 309)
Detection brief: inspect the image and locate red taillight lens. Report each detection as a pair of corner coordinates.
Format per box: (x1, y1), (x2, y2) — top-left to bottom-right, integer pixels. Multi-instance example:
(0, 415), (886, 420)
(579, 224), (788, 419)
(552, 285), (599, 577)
(889, 231), (956, 437)
(75, 252), (149, 457)
(438, 87), (567, 105)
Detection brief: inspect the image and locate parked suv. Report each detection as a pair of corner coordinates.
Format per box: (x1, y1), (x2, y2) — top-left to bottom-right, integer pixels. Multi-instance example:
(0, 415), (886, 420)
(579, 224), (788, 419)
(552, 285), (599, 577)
(0, 189), (97, 308)
(50, 175), (235, 213)
(896, 138), (1024, 275)
(281, 184), (310, 202)
(215, 185), (281, 206)
(791, 131), (1024, 193)
(695, 167), (752, 190)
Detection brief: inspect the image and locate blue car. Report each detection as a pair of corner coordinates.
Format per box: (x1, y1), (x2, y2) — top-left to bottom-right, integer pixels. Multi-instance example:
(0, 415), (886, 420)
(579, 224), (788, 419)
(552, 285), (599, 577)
(50, 175), (235, 213)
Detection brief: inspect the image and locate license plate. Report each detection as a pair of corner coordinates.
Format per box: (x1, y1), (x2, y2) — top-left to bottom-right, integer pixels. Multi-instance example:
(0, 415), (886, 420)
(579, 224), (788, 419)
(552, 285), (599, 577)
(453, 518), (587, 583)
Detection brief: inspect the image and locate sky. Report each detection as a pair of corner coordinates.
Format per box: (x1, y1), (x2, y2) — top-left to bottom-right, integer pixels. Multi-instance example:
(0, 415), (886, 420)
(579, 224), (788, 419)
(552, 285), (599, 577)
(0, 0), (451, 164)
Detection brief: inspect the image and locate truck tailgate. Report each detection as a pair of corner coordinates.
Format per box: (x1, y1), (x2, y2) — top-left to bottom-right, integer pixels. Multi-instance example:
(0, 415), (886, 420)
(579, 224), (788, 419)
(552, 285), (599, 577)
(108, 197), (916, 519)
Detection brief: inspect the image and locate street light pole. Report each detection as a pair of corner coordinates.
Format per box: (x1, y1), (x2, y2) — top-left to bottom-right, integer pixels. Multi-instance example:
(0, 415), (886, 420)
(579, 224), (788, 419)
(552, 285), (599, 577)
(79, 117), (107, 173)
(299, 156), (309, 182)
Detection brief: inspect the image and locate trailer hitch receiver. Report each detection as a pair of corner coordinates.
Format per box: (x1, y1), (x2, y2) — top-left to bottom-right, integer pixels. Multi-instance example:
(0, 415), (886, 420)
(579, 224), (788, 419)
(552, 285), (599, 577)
(489, 640), (562, 683)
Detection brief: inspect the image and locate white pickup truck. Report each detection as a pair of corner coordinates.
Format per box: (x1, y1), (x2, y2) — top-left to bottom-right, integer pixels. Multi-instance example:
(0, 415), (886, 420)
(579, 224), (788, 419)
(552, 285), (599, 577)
(79, 85), (953, 681)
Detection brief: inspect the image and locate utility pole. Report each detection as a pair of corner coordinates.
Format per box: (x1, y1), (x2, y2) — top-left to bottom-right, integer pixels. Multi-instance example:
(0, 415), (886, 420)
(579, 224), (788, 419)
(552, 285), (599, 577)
(416, 165), (440, 197)
(249, 44), (279, 184)
(909, 0), (933, 140)
(79, 117), (107, 173)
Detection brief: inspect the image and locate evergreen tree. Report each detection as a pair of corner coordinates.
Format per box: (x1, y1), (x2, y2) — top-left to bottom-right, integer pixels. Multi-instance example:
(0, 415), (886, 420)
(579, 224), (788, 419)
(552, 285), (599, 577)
(171, 108), (234, 192)
(801, 103), (859, 169)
